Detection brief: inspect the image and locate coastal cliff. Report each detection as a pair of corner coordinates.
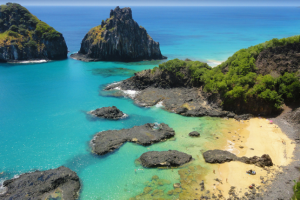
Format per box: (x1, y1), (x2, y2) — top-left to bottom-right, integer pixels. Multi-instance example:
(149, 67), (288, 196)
(71, 6), (166, 62)
(105, 35), (300, 116)
(0, 3), (67, 62)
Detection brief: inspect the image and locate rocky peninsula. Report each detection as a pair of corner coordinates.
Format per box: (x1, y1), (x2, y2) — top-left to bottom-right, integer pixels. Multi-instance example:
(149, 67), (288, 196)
(0, 3), (68, 62)
(88, 106), (125, 119)
(91, 123), (175, 155)
(70, 6), (166, 62)
(0, 166), (80, 200)
(105, 35), (300, 117)
(139, 150), (192, 168)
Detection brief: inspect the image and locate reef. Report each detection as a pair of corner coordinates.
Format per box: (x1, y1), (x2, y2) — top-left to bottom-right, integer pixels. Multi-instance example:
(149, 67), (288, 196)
(0, 3), (67, 62)
(0, 166), (80, 200)
(139, 150), (192, 168)
(71, 6), (166, 62)
(91, 123), (175, 155)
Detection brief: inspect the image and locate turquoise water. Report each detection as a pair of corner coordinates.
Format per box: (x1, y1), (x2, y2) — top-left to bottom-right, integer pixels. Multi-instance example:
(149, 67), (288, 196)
(0, 6), (300, 200)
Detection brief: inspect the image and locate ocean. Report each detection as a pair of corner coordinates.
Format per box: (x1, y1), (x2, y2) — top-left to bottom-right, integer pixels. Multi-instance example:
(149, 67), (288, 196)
(0, 6), (299, 199)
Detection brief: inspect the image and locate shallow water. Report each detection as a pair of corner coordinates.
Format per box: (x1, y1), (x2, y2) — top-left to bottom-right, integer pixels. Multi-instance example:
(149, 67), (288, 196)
(0, 6), (300, 200)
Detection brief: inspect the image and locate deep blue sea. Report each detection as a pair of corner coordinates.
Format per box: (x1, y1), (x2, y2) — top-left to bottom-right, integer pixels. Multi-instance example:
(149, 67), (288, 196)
(0, 6), (299, 200)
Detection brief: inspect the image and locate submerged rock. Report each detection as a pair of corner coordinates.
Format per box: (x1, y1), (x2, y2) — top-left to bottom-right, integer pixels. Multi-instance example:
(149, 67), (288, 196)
(203, 150), (273, 167)
(0, 3), (67, 62)
(71, 6), (166, 62)
(139, 150), (192, 168)
(0, 166), (80, 200)
(91, 123), (175, 155)
(189, 131), (200, 137)
(89, 106), (125, 119)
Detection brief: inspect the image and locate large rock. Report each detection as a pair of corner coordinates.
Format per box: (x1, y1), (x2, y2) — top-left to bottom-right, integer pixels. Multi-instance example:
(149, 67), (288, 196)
(0, 166), (80, 200)
(203, 150), (273, 167)
(0, 3), (67, 62)
(91, 123), (175, 155)
(189, 131), (200, 137)
(71, 6), (166, 62)
(139, 150), (192, 168)
(89, 106), (125, 119)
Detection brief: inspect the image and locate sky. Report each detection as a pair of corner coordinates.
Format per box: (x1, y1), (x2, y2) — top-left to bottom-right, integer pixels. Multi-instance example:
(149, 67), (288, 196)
(3, 0), (299, 6)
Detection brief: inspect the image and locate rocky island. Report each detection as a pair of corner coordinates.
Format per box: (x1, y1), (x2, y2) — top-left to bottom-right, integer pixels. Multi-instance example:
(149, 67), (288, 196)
(91, 123), (175, 155)
(0, 166), (80, 200)
(139, 150), (192, 168)
(105, 35), (300, 117)
(70, 6), (166, 62)
(88, 106), (125, 119)
(0, 3), (68, 62)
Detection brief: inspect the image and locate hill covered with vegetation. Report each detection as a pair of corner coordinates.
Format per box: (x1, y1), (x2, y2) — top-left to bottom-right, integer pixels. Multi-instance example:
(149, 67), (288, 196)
(0, 3), (67, 62)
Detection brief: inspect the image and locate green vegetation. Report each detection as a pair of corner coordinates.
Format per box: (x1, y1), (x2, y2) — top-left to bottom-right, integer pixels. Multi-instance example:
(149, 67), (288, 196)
(152, 35), (300, 109)
(0, 3), (61, 49)
(292, 180), (300, 200)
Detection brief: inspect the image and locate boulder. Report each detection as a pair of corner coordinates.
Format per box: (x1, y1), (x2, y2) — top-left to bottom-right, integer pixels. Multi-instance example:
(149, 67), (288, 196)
(0, 166), (80, 200)
(139, 150), (192, 167)
(89, 106), (124, 119)
(189, 131), (200, 137)
(91, 123), (175, 155)
(71, 6), (166, 62)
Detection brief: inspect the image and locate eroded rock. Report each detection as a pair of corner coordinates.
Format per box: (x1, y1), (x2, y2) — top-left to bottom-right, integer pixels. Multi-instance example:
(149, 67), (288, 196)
(189, 131), (200, 137)
(89, 106), (125, 119)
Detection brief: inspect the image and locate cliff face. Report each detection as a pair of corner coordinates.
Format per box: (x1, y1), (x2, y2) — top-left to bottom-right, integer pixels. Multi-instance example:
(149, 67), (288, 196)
(0, 3), (67, 62)
(71, 6), (166, 62)
(256, 42), (300, 75)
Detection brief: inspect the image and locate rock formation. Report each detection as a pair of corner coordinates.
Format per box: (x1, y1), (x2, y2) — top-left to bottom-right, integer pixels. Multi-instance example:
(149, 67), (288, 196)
(0, 166), (80, 200)
(0, 3), (68, 62)
(188, 131), (200, 137)
(91, 123), (175, 155)
(203, 150), (273, 167)
(89, 106), (125, 119)
(139, 150), (192, 168)
(71, 6), (166, 62)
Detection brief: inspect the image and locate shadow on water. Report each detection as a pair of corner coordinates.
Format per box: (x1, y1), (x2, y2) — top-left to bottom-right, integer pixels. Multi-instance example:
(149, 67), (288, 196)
(89, 67), (137, 77)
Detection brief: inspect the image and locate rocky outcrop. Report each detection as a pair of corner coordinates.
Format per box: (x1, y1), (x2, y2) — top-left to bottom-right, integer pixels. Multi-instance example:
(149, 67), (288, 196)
(188, 131), (200, 137)
(71, 6), (166, 62)
(91, 123), (175, 155)
(0, 166), (80, 200)
(256, 42), (300, 76)
(203, 150), (273, 167)
(89, 106), (125, 119)
(139, 150), (192, 168)
(0, 3), (67, 62)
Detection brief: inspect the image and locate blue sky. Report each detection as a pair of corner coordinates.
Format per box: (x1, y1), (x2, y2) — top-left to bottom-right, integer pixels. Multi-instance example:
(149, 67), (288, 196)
(3, 0), (299, 6)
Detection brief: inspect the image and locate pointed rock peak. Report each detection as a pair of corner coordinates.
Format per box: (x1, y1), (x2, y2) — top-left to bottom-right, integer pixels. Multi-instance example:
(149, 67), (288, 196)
(110, 6), (132, 20)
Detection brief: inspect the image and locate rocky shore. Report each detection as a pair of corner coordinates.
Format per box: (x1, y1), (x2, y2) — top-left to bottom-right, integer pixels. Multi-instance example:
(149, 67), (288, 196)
(90, 123), (175, 155)
(0, 166), (80, 200)
(139, 150), (192, 168)
(71, 6), (166, 62)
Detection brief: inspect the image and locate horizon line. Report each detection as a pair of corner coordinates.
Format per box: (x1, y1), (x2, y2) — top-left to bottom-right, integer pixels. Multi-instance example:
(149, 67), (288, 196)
(22, 5), (300, 7)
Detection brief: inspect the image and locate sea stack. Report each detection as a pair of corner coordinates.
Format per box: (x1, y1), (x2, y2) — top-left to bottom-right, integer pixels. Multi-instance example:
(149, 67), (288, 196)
(0, 3), (68, 62)
(71, 6), (166, 62)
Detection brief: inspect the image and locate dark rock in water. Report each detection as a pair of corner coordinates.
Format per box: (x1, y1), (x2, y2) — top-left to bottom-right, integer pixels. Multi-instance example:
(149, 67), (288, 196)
(234, 114), (253, 121)
(203, 150), (273, 167)
(139, 150), (192, 168)
(256, 42), (300, 76)
(71, 6), (166, 62)
(91, 123), (175, 155)
(0, 3), (67, 62)
(189, 131), (200, 137)
(89, 106), (125, 119)
(0, 166), (80, 200)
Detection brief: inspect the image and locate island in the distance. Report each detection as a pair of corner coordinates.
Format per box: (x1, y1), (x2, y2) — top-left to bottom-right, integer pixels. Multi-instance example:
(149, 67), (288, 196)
(71, 6), (166, 62)
(0, 3), (68, 62)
